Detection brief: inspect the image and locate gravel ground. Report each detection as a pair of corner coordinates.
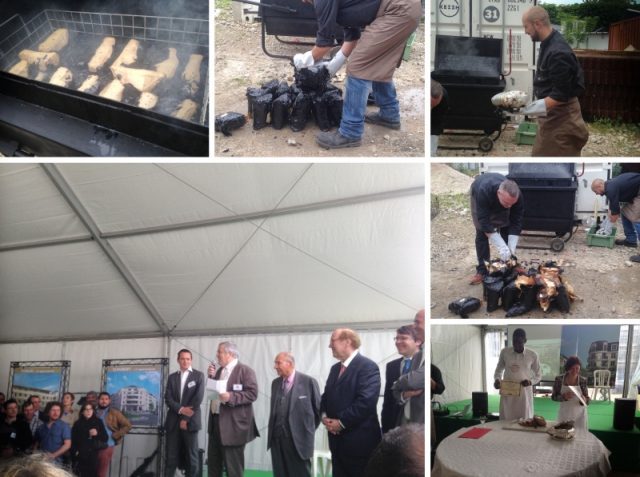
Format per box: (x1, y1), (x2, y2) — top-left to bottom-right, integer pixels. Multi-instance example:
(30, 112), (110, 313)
(435, 120), (640, 157)
(430, 192), (640, 319)
(213, 8), (425, 157)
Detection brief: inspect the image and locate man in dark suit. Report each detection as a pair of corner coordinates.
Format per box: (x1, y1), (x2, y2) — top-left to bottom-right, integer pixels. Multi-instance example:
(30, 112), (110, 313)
(381, 324), (421, 433)
(321, 328), (381, 477)
(207, 341), (259, 477)
(164, 348), (205, 477)
(392, 310), (425, 426)
(267, 352), (321, 477)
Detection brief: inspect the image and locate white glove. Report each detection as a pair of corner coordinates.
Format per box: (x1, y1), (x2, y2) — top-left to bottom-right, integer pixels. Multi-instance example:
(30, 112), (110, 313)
(489, 233), (511, 261)
(327, 50), (347, 76)
(522, 98), (547, 117)
(596, 217), (612, 235)
(293, 51), (314, 69)
(507, 234), (519, 256)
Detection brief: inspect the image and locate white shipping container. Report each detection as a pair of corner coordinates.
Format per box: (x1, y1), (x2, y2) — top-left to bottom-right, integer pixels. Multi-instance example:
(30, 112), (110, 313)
(431, 0), (537, 99)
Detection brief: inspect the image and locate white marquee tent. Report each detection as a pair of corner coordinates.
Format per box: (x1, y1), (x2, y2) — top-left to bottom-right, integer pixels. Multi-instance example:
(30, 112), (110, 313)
(0, 162), (425, 474)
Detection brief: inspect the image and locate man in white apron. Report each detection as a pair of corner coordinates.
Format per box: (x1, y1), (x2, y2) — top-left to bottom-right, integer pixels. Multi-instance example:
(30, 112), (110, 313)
(493, 328), (541, 420)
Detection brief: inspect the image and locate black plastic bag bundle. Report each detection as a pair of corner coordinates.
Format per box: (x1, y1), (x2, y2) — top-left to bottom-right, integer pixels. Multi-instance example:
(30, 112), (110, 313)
(290, 92), (312, 132)
(214, 111), (246, 136)
(246, 87), (267, 117)
(311, 93), (331, 131)
(521, 284), (538, 309)
(502, 282), (520, 311)
(252, 93), (273, 130)
(275, 81), (290, 98)
(483, 276), (503, 312)
(506, 284), (538, 316)
(295, 64), (330, 93)
(271, 93), (292, 130)
(448, 297), (481, 318)
(261, 79), (280, 95)
(324, 89), (343, 127)
(555, 285), (571, 313)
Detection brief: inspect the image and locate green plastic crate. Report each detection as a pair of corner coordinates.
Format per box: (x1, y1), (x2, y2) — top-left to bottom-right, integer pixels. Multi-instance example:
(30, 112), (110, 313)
(586, 225), (617, 248)
(516, 121), (538, 145)
(402, 31), (416, 61)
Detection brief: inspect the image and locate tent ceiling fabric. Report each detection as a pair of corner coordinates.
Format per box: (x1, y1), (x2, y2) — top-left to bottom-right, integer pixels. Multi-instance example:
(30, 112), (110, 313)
(0, 164), (89, 247)
(0, 163), (425, 342)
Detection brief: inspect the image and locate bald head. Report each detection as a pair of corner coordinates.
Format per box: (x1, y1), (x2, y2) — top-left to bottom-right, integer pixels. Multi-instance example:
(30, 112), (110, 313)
(523, 6), (550, 25)
(591, 179), (605, 195)
(522, 6), (552, 42)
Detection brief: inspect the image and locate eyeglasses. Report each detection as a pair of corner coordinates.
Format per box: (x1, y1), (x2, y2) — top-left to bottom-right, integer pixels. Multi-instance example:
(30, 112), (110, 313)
(394, 336), (412, 342)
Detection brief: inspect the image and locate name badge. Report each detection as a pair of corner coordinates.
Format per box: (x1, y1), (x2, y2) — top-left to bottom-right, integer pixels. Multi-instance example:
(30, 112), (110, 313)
(188, 380), (196, 388)
(233, 384), (243, 391)
(10, 432), (16, 439)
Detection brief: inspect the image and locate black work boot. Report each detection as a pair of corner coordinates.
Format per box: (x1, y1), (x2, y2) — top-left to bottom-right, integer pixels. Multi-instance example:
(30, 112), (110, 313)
(316, 131), (362, 149)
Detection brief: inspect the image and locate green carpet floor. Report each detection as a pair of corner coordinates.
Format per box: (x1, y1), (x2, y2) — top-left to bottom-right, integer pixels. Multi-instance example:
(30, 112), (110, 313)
(443, 394), (640, 431)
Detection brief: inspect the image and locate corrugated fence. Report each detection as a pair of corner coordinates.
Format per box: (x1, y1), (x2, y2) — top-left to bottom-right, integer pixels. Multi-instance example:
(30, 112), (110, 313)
(576, 50), (640, 122)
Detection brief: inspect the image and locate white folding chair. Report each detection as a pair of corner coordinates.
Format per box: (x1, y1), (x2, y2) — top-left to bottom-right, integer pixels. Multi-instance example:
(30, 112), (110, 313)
(312, 449), (332, 477)
(591, 369), (611, 401)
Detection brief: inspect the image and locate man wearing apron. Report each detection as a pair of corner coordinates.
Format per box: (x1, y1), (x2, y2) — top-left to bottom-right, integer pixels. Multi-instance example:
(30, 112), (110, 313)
(294, 0), (422, 149)
(551, 356), (590, 431)
(469, 173), (524, 285)
(493, 328), (541, 421)
(521, 6), (589, 156)
(591, 173), (640, 262)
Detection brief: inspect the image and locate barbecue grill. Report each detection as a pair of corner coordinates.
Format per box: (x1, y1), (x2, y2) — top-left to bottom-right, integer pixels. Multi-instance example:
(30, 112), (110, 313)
(233, 0), (343, 59)
(507, 163), (579, 252)
(0, 5), (208, 156)
(432, 35), (507, 152)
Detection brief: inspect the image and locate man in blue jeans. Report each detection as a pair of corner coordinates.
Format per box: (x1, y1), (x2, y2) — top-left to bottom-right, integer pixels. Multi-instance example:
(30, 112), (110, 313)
(294, 0), (421, 149)
(591, 173), (640, 262)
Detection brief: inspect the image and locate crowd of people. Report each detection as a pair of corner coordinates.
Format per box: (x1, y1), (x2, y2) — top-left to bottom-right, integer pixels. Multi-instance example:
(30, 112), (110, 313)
(0, 391), (132, 477)
(0, 310), (425, 477)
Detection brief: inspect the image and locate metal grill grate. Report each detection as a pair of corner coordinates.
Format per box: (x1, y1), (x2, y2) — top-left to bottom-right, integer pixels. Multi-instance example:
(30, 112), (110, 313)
(0, 10), (209, 126)
(0, 10), (208, 68)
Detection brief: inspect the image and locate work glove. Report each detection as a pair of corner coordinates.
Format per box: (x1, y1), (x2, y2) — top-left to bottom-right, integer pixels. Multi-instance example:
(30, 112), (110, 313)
(326, 50), (347, 76)
(293, 50), (314, 69)
(522, 98), (547, 117)
(596, 217), (612, 235)
(507, 234), (519, 256)
(489, 233), (511, 261)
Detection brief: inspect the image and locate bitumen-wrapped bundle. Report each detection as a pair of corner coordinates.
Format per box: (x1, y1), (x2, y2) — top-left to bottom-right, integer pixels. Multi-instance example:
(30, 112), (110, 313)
(252, 93), (273, 130)
(215, 111), (246, 136)
(289, 92), (312, 132)
(271, 93), (292, 130)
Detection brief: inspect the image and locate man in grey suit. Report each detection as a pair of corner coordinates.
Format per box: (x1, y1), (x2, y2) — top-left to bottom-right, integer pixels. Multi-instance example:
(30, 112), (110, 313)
(164, 349), (205, 477)
(392, 310), (425, 425)
(207, 341), (259, 477)
(267, 352), (321, 477)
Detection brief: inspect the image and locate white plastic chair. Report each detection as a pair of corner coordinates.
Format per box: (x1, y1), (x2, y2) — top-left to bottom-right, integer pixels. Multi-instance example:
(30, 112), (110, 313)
(592, 370), (611, 401)
(312, 449), (332, 477)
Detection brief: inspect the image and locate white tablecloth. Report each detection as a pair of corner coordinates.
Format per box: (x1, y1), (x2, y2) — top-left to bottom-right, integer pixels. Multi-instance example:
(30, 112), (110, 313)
(432, 420), (611, 477)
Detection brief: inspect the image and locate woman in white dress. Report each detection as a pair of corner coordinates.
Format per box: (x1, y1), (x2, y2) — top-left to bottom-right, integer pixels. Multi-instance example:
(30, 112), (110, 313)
(551, 356), (590, 431)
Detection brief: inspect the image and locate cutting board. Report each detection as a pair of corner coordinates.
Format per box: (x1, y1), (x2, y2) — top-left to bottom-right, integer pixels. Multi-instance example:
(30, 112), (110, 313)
(502, 419), (557, 433)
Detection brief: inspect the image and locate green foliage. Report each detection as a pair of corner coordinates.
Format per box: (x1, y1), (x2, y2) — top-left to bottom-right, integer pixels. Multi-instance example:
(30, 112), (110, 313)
(542, 0), (632, 31)
(216, 0), (232, 10)
(591, 117), (640, 134)
(559, 14), (599, 46)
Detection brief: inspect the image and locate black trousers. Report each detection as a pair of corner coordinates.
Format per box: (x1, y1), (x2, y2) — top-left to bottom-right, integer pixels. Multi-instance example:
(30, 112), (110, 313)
(475, 226), (509, 273)
(165, 427), (199, 477)
(271, 433), (311, 477)
(207, 415), (245, 477)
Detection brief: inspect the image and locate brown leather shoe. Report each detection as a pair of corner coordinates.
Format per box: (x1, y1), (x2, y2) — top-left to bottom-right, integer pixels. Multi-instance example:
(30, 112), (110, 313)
(469, 273), (485, 285)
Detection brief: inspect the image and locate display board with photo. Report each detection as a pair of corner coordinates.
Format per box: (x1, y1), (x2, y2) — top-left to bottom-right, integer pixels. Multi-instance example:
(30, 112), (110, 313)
(8, 361), (70, 406)
(101, 358), (168, 429)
